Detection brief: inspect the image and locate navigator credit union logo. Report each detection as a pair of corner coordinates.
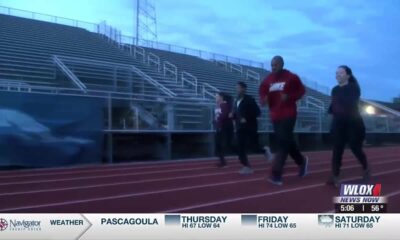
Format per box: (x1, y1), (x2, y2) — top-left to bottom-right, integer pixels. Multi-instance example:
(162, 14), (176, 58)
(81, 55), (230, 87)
(0, 218), (8, 231)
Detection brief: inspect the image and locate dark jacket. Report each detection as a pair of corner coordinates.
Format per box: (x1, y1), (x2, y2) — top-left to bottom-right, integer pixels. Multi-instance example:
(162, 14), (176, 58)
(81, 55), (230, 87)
(215, 101), (233, 130)
(328, 82), (361, 119)
(233, 94), (260, 130)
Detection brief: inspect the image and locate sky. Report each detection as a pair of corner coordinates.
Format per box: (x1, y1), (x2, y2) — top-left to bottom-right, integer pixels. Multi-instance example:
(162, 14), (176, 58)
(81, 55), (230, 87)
(1, 0), (399, 101)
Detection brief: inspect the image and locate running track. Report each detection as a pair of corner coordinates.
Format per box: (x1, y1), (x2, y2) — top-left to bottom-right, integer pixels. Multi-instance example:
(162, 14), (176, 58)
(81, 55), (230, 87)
(0, 146), (399, 213)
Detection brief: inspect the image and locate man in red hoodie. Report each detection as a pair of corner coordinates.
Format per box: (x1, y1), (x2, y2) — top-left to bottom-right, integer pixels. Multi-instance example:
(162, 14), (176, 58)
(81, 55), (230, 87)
(259, 56), (309, 185)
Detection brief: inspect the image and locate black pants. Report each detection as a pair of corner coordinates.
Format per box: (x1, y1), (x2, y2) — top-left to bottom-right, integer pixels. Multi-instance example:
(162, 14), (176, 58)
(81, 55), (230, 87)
(236, 125), (251, 167)
(331, 117), (368, 177)
(215, 127), (233, 165)
(248, 123), (263, 153)
(272, 117), (305, 179)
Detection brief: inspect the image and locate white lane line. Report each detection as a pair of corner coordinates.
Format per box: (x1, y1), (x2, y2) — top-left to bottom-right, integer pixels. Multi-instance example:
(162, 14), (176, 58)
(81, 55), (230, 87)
(1, 147), (396, 177)
(165, 166), (400, 213)
(0, 149), (344, 179)
(0, 153), (392, 188)
(0, 155), (357, 197)
(0, 156), (268, 179)
(1, 158), (399, 212)
(387, 190), (400, 198)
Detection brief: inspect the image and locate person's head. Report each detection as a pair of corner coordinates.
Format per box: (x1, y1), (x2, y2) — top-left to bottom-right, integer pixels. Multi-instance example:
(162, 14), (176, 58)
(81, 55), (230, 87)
(216, 92), (225, 104)
(336, 65), (358, 86)
(237, 82), (247, 97)
(271, 55), (284, 73)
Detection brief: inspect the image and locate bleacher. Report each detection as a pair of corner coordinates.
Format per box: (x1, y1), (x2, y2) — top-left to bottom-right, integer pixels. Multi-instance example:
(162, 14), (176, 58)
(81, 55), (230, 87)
(0, 14), (212, 130)
(1, 10), (399, 133)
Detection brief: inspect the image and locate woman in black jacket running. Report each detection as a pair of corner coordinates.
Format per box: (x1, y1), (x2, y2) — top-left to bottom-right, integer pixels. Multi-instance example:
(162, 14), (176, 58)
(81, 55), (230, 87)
(327, 65), (370, 186)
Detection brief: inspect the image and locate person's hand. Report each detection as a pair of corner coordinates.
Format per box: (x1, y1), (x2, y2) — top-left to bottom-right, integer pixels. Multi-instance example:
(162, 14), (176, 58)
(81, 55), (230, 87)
(229, 112), (233, 118)
(240, 118), (247, 123)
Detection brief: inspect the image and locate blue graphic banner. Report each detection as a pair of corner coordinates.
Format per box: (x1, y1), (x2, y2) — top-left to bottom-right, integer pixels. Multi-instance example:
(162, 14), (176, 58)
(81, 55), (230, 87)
(0, 92), (104, 167)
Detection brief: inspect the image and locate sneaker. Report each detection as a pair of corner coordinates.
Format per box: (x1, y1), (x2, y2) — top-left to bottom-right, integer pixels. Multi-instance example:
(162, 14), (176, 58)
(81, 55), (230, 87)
(326, 175), (340, 187)
(299, 156), (309, 177)
(267, 176), (283, 186)
(264, 146), (274, 162)
(363, 168), (371, 182)
(239, 166), (254, 175)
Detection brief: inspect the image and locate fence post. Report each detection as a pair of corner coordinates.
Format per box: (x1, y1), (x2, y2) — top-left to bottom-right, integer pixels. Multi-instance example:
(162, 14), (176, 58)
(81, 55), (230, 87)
(167, 103), (174, 131)
(107, 94), (113, 164)
(386, 117), (390, 133)
(319, 111), (323, 132)
(208, 106), (215, 157)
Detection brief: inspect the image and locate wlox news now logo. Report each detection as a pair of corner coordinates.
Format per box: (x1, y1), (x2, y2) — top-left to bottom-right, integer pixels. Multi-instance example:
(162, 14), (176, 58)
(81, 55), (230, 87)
(340, 184), (381, 197)
(336, 184), (385, 204)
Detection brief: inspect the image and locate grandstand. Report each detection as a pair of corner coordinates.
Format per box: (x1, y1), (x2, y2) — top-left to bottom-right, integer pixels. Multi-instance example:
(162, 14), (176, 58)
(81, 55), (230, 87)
(1, 6), (400, 162)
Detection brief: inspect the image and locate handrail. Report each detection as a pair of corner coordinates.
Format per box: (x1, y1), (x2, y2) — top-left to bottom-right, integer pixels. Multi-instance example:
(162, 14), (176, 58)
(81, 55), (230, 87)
(302, 78), (330, 95)
(130, 102), (162, 129)
(122, 44), (133, 55)
(0, 80), (32, 92)
(131, 64), (176, 98)
(306, 96), (325, 110)
(202, 82), (219, 100)
(0, 6), (98, 31)
(163, 61), (178, 82)
(0, 81), (214, 106)
(362, 99), (400, 117)
(215, 60), (228, 70)
(54, 55), (176, 97)
(203, 82), (219, 92)
(246, 69), (260, 81)
(230, 63), (243, 74)
(181, 71), (198, 92)
(134, 46), (145, 62)
(136, 38), (266, 69)
(147, 52), (160, 71)
(52, 55), (87, 92)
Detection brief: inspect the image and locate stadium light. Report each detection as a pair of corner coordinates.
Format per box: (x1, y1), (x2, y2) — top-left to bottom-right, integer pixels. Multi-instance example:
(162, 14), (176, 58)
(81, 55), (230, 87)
(365, 105), (376, 115)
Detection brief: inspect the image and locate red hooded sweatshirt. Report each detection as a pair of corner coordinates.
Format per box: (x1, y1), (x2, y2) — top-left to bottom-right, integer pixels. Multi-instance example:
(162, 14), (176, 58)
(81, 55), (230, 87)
(259, 69), (305, 121)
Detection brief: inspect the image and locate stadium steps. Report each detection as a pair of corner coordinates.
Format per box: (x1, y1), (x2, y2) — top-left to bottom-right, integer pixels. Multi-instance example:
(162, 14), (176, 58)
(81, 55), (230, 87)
(0, 14), (208, 131)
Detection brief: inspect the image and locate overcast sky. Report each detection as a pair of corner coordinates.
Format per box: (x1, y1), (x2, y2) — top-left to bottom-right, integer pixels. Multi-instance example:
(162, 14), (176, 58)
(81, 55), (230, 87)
(1, 0), (399, 101)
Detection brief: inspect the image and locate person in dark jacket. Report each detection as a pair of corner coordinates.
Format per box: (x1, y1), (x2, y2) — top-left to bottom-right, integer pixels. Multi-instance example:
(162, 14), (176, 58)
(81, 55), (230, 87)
(232, 82), (261, 175)
(214, 92), (234, 168)
(259, 56), (308, 185)
(327, 65), (370, 187)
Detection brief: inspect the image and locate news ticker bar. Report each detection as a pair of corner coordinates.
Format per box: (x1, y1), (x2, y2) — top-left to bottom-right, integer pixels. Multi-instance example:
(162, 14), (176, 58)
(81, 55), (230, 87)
(0, 214), (399, 240)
